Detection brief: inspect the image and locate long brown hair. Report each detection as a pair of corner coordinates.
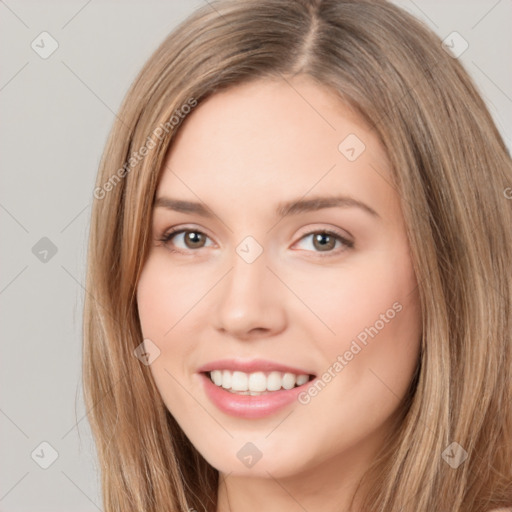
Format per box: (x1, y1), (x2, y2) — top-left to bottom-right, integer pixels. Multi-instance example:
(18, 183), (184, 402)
(83, 0), (512, 510)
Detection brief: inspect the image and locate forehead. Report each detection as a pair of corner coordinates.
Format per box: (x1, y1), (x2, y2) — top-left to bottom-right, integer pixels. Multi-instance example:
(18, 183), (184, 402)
(156, 77), (396, 218)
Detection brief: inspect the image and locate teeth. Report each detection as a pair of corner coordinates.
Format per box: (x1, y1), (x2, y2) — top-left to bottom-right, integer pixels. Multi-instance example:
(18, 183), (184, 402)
(267, 371), (282, 391)
(208, 369), (311, 393)
(296, 374), (309, 386)
(231, 371), (248, 391)
(211, 370), (223, 386)
(249, 372), (267, 392)
(282, 373), (296, 390)
(221, 370), (231, 389)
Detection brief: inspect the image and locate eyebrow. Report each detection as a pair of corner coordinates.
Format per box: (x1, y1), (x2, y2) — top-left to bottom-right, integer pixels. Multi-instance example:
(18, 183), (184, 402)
(154, 194), (379, 218)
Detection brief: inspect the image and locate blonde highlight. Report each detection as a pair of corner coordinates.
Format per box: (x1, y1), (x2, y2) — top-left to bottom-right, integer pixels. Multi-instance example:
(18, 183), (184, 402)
(83, 1), (512, 510)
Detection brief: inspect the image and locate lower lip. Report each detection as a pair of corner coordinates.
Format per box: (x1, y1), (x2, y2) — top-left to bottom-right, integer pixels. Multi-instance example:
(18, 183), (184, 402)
(200, 373), (314, 419)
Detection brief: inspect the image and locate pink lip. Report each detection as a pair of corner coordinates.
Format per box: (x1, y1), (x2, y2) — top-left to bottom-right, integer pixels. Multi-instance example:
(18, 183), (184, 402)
(199, 372), (316, 419)
(197, 358), (314, 375)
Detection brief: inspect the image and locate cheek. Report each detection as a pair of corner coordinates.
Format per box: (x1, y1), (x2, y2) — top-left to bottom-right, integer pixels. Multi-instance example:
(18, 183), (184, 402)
(290, 248), (417, 334)
(136, 255), (218, 403)
(136, 256), (205, 338)
(286, 250), (421, 453)
(136, 258), (191, 381)
(137, 258), (166, 335)
(288, 245), (421, 388)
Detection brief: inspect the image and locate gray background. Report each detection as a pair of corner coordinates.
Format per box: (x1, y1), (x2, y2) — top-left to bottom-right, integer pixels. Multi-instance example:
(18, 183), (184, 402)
(1, 1), (510, 510)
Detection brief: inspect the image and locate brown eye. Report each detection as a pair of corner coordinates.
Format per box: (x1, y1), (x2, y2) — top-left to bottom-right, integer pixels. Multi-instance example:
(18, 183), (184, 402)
(183, 231), (207, 249)
(294, 229), (354, 256)
(159, 229), (213, 252)
(312, 232), (337, 251)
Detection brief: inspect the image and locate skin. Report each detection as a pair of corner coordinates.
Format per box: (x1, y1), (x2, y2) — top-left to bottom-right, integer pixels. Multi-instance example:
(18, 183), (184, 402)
(136, 76), (422, 512)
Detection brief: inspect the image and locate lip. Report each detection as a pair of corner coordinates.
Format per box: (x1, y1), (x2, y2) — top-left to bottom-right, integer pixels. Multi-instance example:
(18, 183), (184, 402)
(197, 358), (315, 375)
(199, 373), (316, 419)
(197, 359), (317, 419)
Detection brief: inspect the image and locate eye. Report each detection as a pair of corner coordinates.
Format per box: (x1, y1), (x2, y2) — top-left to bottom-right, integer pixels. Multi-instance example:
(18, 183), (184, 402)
(293, 229), (354, 256)
(158, 228), (213, 253)
(157, 227), (354, 256)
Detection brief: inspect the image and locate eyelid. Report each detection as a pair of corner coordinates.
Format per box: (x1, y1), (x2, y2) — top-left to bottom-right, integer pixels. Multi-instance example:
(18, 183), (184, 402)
(295, 223), (354, 243)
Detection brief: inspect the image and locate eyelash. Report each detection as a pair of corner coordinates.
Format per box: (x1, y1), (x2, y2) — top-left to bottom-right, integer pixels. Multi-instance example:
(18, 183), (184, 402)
(157, 227), (354, 258)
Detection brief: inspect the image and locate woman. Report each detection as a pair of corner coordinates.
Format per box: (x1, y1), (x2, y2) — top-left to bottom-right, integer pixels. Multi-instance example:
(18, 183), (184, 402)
(83, 0), (512, 510)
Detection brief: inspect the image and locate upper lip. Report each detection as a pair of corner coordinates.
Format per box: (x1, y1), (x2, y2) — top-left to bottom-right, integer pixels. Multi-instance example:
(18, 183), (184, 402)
(197, 358), (315, 376)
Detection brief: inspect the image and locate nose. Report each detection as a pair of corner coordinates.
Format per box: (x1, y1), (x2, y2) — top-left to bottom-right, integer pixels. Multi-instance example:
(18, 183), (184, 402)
(213, 246), (287, 339)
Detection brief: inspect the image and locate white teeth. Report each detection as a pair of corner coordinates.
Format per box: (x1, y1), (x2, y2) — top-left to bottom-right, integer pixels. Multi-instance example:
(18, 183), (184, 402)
(231, 371), (248, 391)
(296, 374), (309, 386)
(248, 372), (267, 392)
(267, 371), (282, 391)
(282, 372), (296, 390)
(221, 370), (232, 389)
(209, 369), (311, 393)
(211, 370), (223, 386)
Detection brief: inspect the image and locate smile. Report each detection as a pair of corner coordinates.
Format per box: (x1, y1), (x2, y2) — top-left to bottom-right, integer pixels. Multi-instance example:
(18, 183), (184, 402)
(197, 359), (317, 419)
(207, 369), (312, 395)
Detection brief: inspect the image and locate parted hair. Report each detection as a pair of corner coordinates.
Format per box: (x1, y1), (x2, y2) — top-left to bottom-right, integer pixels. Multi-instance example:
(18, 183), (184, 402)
(83, 0), (512, 510)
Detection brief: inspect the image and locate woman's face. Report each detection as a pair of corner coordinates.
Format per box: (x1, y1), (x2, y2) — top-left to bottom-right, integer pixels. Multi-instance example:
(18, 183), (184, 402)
(136, 76), (422, 481)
